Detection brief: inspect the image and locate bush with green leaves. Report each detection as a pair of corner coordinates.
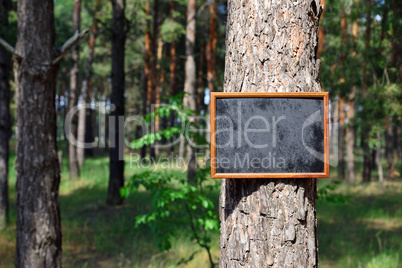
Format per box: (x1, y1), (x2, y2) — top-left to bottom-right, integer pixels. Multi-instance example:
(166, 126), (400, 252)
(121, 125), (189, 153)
(121, 168), (219, 267)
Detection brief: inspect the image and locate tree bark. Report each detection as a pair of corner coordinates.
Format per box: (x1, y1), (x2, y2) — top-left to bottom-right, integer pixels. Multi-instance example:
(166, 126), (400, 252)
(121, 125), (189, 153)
(346, 88), (355, 183)
(0, 0), (11, 229)
(77, 0), (99, 167)
(183, 0), (197, 184)
(67, 0), (82, 180)
(220, 0), (321, 266)
(169, 1), (177, 158)
(197, 21), (205, 113)
(317, 0), (325, 58)
(338, 96), (345, 179)
(107, 0), (126, 206)
(376, 129), (384, 188)
(362, 0), (372, 183)
(337, 11), (347, 180)
(385, 116), (395, 178)
(149, 0), (158, 161)
(205, 0), (218, 158)
(14, 0), (62, 266)
(144, 1), (152, 160)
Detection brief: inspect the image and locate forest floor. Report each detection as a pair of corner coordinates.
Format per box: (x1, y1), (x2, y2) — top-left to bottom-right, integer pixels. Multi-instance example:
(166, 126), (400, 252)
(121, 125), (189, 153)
(0, 149), (401, 267)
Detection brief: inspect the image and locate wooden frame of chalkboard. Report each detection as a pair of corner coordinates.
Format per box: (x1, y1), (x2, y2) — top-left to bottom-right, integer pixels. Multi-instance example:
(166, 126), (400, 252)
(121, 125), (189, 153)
(210, 92), (329, 179)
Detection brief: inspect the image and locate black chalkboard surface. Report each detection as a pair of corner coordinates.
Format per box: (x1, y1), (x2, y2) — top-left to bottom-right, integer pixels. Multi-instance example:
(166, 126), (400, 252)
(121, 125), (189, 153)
(210, 92), (329, 179)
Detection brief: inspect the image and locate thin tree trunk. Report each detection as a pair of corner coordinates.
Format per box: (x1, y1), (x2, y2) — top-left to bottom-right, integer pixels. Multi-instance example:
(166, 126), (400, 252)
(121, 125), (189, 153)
(0, 0), (11, 229)
(338, 11), (347, 180)
(338, 96), (346, 179)
(205, 0), (217, 159)
(317, 0), (325, 58)
(346, 88), (356, 183)
(14, 0), (62, 265)
(169, 1), (177, 158)
(376, 130), (384, 188)
(183, 0), (197, 184)
(362, 0), (372, 183)
(107, 0), (126, 206)
(220, 1), (321, 266)
(346, 18), (359, 184)
(144, 1), (152, 160)
(197, 21), (205, 113)
(77, 0), (99, 166)
(67, 0), (82, 179)
(149, 0), (158, 161)
(385, 116), (395, 178)
(141, 72), (147, 159)
(154, 35), (163, 156)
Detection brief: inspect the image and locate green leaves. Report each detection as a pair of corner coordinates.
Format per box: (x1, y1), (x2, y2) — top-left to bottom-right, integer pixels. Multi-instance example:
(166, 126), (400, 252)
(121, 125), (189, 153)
(122, 168), (219, 255)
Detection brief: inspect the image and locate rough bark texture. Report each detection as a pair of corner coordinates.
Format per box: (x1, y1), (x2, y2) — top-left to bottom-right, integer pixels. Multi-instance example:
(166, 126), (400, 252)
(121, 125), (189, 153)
(183, 0), (197, 183)
(77, 0), (99, 166)
(107, 0), (126, 206)
(220, 0), (322, 266)
(13, 0), (62, 266)
(0, 0), (11, 229)
(67, 0), (82, 180)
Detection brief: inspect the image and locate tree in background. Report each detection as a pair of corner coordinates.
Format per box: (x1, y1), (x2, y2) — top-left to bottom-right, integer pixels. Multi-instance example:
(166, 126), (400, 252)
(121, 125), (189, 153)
(77, 0), (100, 167)
(67, 0), (82, 180)
(219, 0), (322, 265)
(183, 0), (197, 183)
(107, 0), (127, 206)
(0, 0), (11, 229)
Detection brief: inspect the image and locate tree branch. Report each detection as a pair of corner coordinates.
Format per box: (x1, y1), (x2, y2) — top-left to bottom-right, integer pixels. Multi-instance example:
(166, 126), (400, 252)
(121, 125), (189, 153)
(52, 29), (89, 65)
(0, 37), (22, 59)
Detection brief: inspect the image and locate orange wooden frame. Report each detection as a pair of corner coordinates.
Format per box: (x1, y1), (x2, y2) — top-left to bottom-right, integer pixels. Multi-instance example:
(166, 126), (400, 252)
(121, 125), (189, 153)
(210, 92), (330, 179)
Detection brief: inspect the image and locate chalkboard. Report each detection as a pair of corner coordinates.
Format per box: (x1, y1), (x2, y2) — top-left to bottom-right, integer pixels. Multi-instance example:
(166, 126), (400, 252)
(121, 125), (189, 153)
(210, 92), (329, 179)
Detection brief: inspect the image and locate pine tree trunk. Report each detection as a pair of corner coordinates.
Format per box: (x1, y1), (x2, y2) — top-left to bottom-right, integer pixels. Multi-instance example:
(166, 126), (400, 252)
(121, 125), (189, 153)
(107, 0), (126, 206)
(0, 0), (11, 229)
(220, 0), (321, 266)
(141, 72), (147, 159)
(376, 130), (384, 187)
(169, 2), (177, 158)
(346, 88), (355, 183)
(149, 0), (158, 161)
(205, 0), (217, 158)
(144, 1), (152, 160)
(77, 0), (99, 166)
(183, 0), (197, 184)
(385, 116), (394, 178)
(67, 0), (82, 179)
(197, 21), (205, 113)
(338, 96), (345, 179)
(362, 0), (372, 183)
(317, 0), (325, 58)
(14, 0), (62, 265)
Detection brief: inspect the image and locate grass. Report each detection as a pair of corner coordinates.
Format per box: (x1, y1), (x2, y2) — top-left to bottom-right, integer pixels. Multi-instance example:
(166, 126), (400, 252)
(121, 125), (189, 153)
(1, 147), (401, 267)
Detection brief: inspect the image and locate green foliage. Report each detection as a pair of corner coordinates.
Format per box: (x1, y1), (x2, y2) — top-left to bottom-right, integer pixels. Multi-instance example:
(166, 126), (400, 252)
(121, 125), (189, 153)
(122, 168), (219, 263)
(131, 93), (208, 150)
(160, 18), (185, 43)
(318, 180), (348, 204)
